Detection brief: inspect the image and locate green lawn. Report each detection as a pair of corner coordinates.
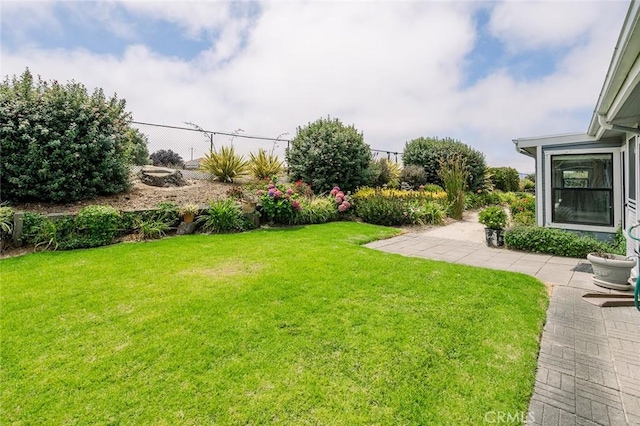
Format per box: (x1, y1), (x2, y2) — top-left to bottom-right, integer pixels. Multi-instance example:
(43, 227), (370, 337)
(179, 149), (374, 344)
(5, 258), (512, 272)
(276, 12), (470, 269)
(1, 222), (547, 424)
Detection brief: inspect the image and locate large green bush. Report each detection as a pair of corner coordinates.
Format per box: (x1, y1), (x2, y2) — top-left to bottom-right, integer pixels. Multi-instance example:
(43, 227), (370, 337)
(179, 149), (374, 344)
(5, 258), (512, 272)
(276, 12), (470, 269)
(286, 117), (371, 193)
(402, 137), (486, 192)
(487, 167), (520, 192)
(0, 69), (132, 203)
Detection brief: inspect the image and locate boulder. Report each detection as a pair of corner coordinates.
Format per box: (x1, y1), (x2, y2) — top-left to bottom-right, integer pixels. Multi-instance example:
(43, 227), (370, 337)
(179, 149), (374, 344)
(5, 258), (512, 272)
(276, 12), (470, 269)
(138, 166), (188, 187)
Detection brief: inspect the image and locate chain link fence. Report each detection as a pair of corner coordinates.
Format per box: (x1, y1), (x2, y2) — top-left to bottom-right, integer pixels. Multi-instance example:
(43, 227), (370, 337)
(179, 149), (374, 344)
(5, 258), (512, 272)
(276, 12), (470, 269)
(131, 121), (402, 179)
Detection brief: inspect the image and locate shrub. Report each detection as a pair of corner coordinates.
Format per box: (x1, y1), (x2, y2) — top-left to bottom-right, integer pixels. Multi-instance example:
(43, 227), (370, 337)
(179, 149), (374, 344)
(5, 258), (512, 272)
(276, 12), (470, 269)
(21, 213), (59, 249)
(422, 184), (444, 193)
(438, 155), (469, 220)
(72, 205), (121, 248)
(134, 219), (170, 240)
(258, 182), (302, 225)
(512, 211), (535, 226)
(150, 149), (183, 168)
(197, 199), (246, 233)
(286, 117), (371, 193)
(478, 206), (508, 230)
(402, 136), (486, 192)
(293, 197), (340, 225)
(400, 165), (428, 189)
(505, 226), (616, 258)
(509, 195), (535, 217)
(293, 180), (314, 198)
(369, 158), (401, 188)
(465, 191), (502, 209)
(521, 179), (535, 192)
(0, 69), (131, 203)
(200, 146), (248, 183)
(353, 188), (445, 226)
(126, 128), (150, 165)
(487, 167), (520, 192)
(0, 206), (14, 237)
(249, 149), (284, 180)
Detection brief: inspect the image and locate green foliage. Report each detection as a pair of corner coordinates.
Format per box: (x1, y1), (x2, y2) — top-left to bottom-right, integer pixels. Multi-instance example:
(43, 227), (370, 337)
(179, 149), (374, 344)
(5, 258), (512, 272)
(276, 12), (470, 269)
(20, 207), (120, 251)
(521, 179), (535, 192)
(72, 205), (121, 248)
(399, 165), (428, 189)
(369, 158), (400, 188)
(150, 149), (183, 168)
(478, 206), (508, 230)
(512, 211), (535, 226)
(402, 136), (486, 192)
(353, 189), (444, 226)
(0, 206), (14, 237)
(286, 116), (371, 193)
(422, 184), (444, 193)
(505, 226), (619, 258)
(125, 128), (150, 165)
(258, 182), (302, 225)
(525, 173), (535, 183)
(249, 149), (283, 180)
(0, 68), (131, 203)
(465, 191), (502, 209)
(134, 219), (170, 240)
(197, 199), (246, 233)
(200, 146), (248, 183)
(293, 197), (340, 225)
(438, 155), (469, 220)
(487, 167), (520, 192)
(509, 195), (535, 217)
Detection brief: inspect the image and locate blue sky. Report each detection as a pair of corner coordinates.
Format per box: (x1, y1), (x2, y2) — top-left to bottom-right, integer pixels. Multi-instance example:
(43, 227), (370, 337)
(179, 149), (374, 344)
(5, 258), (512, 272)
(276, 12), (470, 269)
(0, 0), (632, 172)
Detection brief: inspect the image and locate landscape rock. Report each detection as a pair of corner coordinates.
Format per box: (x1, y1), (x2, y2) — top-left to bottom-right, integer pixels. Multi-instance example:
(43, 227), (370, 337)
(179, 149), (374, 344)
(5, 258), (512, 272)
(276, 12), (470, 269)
(138, 166), (188, 188)
(176, 221), (198, 235)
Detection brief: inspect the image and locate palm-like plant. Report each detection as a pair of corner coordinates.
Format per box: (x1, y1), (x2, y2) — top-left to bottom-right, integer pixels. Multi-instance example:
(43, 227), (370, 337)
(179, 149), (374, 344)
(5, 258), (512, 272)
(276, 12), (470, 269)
(249, 149), (284, 180)
(200, 146), (249, 183)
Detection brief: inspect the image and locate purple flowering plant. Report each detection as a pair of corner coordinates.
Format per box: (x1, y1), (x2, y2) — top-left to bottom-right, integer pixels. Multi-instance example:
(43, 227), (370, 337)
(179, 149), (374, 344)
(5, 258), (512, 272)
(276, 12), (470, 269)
(330, 186), (352, 213)
(258, 180), (302, 224)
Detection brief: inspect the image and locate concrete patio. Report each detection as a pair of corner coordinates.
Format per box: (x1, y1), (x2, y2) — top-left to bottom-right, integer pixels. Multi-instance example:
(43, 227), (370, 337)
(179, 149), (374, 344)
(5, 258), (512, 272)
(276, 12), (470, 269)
(365, 219), (640, 426)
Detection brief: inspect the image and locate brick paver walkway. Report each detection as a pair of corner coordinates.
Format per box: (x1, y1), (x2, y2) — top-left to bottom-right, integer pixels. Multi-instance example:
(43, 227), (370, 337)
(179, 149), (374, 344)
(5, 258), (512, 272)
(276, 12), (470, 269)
(365, 232), (640, 426)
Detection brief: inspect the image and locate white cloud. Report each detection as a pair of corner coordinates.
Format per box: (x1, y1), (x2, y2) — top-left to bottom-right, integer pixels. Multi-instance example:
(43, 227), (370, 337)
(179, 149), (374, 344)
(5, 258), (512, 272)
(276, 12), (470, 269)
(0, 0), (634, 173)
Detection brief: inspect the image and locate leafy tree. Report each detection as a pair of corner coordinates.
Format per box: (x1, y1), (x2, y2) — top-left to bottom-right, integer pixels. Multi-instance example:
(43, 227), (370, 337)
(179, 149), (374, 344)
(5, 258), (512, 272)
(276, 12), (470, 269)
(125, 128), (150, 165)
(0, 69), (131, 203)
(487, 167), (520, 192)
(150, 149), (183, 168)
(286, 116), (371, 193)
(402, 137), (486, 192)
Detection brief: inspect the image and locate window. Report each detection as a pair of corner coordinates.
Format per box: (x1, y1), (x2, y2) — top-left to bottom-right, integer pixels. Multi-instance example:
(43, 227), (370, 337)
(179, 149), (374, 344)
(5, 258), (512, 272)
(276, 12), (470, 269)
(629, 137), (637, 201)
(551, 153), (613, 226)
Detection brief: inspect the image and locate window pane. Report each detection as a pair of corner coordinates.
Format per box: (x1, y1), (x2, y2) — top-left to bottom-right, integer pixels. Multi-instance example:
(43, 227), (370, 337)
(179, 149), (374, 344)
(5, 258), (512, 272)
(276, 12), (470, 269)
(551, 153), (613, 226)
(629, 137), (636, 201)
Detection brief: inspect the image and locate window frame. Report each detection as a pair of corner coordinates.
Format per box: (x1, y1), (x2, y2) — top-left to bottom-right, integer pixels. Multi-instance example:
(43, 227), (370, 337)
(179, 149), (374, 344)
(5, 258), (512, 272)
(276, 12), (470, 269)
(544, 147), (621, 233)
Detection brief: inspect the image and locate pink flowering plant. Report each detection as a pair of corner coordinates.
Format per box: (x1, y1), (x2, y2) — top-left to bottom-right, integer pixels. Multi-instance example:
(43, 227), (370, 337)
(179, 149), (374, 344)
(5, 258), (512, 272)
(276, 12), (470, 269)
(329, 186), (352, 213)
(258, 181), (302, 224)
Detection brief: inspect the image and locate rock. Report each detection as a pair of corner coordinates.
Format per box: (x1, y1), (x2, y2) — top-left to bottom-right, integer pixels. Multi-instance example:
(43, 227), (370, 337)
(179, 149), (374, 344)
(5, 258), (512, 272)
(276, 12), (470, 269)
(138, 166), (188, 187)
(176, 221), (198, 235)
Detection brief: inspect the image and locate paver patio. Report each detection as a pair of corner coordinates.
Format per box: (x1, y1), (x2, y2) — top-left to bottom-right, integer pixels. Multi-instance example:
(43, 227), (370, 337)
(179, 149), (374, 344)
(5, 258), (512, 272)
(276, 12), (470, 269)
(365, 229), (640, 426)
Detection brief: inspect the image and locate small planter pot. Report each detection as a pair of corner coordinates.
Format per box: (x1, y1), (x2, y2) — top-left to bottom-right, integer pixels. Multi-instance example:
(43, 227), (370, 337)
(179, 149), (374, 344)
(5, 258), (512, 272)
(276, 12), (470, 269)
(587, 253), (635, 291)
(484, 228), (504, 247)
(182, 213), (195, 224)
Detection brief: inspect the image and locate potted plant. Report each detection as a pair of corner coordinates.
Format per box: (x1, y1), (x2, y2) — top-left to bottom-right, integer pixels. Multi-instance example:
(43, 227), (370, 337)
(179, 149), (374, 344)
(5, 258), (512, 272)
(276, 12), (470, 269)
(587, 251), (635, 290)
(478, 206), (508, 247)
(178, 203), (200, 224)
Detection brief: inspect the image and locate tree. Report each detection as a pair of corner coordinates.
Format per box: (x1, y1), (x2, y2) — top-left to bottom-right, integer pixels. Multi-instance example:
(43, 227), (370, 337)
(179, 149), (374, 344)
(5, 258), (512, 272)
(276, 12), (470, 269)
(286, 116), (371, 193)
(0, 69), (131, 203)
(402, 137), (486, 192)
(125, 128), (150, 165)
(487, 167), (520, 192)
(150, 149), (183, 168)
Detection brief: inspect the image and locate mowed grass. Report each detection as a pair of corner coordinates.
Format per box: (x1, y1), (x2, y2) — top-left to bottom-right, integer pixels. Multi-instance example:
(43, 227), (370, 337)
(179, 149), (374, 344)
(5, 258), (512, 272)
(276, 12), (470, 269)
(1, 222), (548, 425)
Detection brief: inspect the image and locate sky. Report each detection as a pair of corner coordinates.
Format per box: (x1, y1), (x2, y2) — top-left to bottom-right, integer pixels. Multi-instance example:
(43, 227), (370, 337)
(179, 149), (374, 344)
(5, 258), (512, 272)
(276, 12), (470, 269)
(0, 0), (633, 173)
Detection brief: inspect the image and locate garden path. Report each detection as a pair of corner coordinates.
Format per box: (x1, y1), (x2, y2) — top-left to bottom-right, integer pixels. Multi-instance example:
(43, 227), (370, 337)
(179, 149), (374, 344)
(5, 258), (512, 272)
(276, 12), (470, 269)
(365, 215), (640, 426)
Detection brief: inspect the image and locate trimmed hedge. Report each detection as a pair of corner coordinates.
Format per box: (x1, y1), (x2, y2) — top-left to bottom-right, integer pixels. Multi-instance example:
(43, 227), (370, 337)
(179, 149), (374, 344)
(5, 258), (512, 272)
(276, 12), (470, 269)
(504, 226), (622, 258)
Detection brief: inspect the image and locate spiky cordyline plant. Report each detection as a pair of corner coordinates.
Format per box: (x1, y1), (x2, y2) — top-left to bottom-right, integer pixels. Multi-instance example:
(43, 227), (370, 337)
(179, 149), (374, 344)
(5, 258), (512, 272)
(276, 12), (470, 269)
(249, 149), (284, 180)
(200, 146), (249, 183)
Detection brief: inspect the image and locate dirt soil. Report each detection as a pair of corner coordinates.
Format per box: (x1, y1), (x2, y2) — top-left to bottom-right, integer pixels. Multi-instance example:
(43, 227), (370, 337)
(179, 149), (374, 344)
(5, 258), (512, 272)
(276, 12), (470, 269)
(12, 179), (238, 215)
